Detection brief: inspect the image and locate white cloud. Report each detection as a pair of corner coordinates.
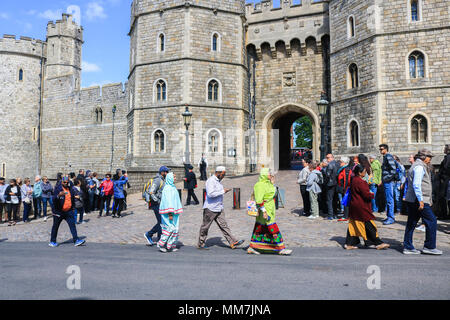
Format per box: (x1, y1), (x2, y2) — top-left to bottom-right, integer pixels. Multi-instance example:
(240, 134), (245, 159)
(85, 2), (107, 21)
(0, 12), (9, 19)
(26, 10), (37, 15)
(38, 9), (63, 21)
(24, 23), (33, 32)
(82, 61), (101, 72)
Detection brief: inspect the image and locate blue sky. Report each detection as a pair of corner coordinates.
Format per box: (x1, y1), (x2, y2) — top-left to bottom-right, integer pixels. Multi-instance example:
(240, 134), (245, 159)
(0, 1), (262, 88)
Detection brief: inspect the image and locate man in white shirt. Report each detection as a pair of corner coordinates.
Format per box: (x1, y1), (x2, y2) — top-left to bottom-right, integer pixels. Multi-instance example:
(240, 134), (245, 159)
(297, 159), (311, 216)
(197, 166), (244, 250)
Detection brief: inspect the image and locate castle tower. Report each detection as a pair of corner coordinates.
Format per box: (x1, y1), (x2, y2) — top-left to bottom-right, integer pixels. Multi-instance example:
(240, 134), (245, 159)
(127, 0), (247, 178)
(45, 13), (83, 86)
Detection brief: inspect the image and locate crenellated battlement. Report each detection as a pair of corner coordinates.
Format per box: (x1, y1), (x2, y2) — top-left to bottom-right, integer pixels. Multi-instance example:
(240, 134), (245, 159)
(80, 83), (127, 102)
(0, 34), (46, 58)
(246, 0), (328, 23)
(47, 13), (83, 42)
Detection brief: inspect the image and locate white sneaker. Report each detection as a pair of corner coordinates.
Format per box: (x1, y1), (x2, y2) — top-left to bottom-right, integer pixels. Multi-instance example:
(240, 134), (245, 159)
(403, 248), (421, 255)
(159, 247), (167, 253)
(279, 249), (293, 255)
(415, 225), (426, 232)
(422, 248), (443, 255)
(247, 247), (260, 255)
(308, 215), (318, 219)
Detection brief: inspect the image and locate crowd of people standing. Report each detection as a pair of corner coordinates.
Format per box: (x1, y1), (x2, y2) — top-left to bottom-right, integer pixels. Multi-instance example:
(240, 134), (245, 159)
(297, 144), (450, 255)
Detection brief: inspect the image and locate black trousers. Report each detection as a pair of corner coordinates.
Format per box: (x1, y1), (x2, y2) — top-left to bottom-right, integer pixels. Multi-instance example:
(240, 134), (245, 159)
(326, 185), (337, 218)
(99, 195), (112, 216)
(0, 202), (6, 222)
(186, 189), (199, 205)
(200, 168), (207, 181)
(7, 203), (20, 221)
(112, 198), (124, 216)
(300, 185), (311, 215)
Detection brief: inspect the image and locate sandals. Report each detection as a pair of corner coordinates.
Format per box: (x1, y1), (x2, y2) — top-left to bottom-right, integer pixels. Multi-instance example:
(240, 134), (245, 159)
(247, 247), (260, 255)
(376, 243), (390, 250)
(344, 244), (358, 250)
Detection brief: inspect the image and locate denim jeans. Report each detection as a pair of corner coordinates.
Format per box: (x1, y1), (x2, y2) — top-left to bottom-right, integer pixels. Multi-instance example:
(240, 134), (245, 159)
(42, 197), (53, 216)
(50, 210), (79, 243)
(23, 202), (32, 222)
(148, 204), (162, 240)
(326, 185), (337, 218)
(33, 196), (42, 218)
(370, 184), (378, 212)
(393, 182), (402, 213)
(337, 193), (344, 214)
(404, 202), (437, 250)
(383, 182), (395, 221)
(75, 207), (84, 223)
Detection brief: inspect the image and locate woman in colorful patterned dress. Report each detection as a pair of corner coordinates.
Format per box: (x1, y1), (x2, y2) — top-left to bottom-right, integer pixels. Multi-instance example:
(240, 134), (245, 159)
(247, 168), (292, 255)
(157, 172), (183, 253)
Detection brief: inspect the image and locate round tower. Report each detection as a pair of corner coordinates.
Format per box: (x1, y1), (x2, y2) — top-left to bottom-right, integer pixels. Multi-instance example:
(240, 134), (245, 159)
(0, 35), (45, 179)
(45, 13), (83, 83)
(127, 0), (247, 178)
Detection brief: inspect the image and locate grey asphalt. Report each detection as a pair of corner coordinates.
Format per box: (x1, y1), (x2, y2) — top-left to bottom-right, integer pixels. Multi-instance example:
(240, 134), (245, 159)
(0, 241), (449, 300)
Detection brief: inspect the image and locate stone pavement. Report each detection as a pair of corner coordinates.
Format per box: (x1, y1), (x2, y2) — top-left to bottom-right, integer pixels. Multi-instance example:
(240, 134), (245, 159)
(1, 171), (449, 249)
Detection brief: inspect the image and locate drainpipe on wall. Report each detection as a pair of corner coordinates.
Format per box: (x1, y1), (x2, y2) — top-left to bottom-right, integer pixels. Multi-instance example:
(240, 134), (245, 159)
(37, 42), (45, 176)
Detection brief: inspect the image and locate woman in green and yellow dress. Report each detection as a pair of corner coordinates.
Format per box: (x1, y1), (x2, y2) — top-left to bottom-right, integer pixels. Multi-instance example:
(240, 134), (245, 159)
(248, 168), (292, 255)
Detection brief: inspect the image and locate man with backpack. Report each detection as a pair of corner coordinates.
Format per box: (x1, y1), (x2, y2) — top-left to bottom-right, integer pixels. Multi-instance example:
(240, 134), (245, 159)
(380, 144), (398, 225)
(324, 154), (339, 220)
(144, 166), (170, 246)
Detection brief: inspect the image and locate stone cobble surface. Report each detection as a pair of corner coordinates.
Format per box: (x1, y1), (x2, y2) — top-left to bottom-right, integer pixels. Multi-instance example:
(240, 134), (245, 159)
(1, 171), (449, 249)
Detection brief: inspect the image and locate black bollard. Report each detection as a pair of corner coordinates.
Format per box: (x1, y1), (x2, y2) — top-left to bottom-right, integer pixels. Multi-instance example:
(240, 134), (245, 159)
(233, 188), (240, 210)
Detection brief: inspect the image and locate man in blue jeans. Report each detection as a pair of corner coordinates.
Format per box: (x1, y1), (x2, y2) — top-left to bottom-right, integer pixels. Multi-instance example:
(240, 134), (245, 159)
(379, 144), (397, 225)
(49, 177), (85, 247)
(403, 149), (442, 255)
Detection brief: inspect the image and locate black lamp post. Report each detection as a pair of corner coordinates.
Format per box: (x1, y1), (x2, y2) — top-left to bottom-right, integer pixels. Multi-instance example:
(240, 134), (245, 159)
(317, 93), (329, 161)
(182, 106), (192, 165)
(110, 105), (117, 172)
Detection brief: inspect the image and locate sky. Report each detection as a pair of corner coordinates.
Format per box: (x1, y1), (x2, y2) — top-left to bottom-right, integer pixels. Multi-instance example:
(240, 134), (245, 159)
(0, 0), (264, 88)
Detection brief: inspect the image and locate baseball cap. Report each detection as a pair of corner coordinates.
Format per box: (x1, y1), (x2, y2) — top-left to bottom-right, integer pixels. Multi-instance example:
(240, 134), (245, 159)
(159, 166), (170, 173)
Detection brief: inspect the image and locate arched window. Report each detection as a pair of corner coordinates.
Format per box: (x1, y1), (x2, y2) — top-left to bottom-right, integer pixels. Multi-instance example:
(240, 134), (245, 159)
(411, 114), (428, 143)
(409, 51), (425, 78)
(348, 63), (359, 89)
(410, 0), (420, 22)
(212, 33), (219, 52)
(208, 80), (219, 102)
(154, 130), (165, 152)
(208, 130), (220, 153)
(347, 16), (355, 38)
(159, 33), (165, 52)
(156, 79), (167, 102)
(95, 108), (103, 123)
(18, 69), (24, 81)
(349, 121), (360, 147)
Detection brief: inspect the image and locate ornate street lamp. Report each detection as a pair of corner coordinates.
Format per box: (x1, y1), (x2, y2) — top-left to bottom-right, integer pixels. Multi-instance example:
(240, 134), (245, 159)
(317, 93), (329, 161)
(182, 106), (192, 165)
(110, 105), (117, 172)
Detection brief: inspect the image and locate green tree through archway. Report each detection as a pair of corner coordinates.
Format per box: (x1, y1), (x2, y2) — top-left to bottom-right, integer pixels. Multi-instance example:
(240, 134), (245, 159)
(294, 116), (313, 148)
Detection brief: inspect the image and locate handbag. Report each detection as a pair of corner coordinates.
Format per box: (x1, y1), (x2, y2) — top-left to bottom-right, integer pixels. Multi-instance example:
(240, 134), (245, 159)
(247, 192), (258, 217)
(342, 188), (351, 207)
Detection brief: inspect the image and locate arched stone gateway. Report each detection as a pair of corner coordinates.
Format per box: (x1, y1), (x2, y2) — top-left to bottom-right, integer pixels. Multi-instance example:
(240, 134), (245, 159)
(260, 103), (320, 171)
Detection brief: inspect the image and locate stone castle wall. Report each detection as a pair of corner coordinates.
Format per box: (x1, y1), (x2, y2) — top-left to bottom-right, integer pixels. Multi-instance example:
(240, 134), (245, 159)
(0, 35), (45, 179)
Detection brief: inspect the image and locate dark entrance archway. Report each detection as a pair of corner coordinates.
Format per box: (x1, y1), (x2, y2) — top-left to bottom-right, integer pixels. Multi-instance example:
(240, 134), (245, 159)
(273, 112), (314, 170)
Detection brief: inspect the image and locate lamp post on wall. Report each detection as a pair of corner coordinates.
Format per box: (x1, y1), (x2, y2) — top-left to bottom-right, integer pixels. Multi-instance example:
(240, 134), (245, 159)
(182, 106), (193, 165)
(317, 93), (329, 161)
(109, 105), (117, 173)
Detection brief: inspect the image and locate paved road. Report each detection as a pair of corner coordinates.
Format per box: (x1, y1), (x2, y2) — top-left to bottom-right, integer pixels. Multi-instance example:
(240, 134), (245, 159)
(1, 242), (449, 300)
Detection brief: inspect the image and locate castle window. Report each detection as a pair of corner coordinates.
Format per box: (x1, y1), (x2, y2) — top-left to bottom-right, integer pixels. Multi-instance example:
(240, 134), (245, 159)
(1, 163), (5, 178)
(18, 69), (24, 82)
(348, 63), (359, 89)
(155, 79), (167, 102)
(159, 33), (165, 52)
(409, 51), (425, 78)
(212, 33), (218, 52)
(411, 114), (428, 143)
(207, 129), (221, 153)
(154, 130), (165, 153)
(32, 127), (37, 141)
(95, 108), (103, 123)
(347, 16), (355, 38)
(207, 79), (220, 102)
(349, 120), (360, 147)
(410, 0), (421, 22)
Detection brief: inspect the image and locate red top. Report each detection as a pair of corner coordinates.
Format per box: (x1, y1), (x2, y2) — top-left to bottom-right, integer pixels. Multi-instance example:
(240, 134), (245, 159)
(349, 176), (375, 222)
(100, 179), (114, 196)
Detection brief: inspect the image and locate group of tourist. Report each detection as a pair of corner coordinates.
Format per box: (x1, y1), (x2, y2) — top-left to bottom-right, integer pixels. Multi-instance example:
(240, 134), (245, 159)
(297, 144), (450, 255)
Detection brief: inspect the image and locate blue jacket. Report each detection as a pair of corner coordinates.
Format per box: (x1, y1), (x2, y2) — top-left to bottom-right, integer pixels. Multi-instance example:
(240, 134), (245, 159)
(113, 176), (128, 199)
(52, 184), (77, 214)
